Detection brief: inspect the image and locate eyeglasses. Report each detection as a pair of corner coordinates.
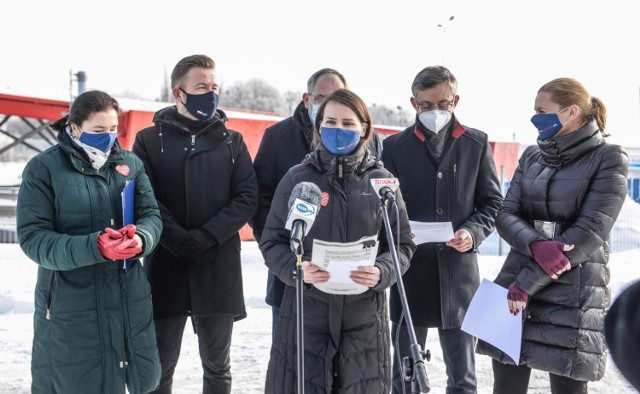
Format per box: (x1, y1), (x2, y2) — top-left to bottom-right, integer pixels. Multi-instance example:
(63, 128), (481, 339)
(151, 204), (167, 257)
(308, 93), (328, 104)
(415, 101), (454, 113)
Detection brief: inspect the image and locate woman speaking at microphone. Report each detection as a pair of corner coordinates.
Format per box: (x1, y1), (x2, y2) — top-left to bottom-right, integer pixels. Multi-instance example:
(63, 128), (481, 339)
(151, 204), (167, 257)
(259, 89), (416, 393)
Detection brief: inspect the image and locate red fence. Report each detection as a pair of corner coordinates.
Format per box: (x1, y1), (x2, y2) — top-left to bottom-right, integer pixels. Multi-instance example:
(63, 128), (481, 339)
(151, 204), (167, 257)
(0, 93), (519, 241)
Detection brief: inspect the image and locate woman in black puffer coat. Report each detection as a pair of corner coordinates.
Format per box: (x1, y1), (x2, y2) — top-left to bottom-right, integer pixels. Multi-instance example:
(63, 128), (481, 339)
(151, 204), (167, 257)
(260, 89), (416, 393)
(476, 78), (628, 393)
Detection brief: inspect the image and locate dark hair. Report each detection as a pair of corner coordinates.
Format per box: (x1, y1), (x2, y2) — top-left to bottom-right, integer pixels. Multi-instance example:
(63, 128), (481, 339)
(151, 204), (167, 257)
(171, 54), (216, 88)
(50, 90), (120, 131)
(411, 65), (458, 97)
(537, 77), (608, 137)
(311, 89), (373, 155)
(306, 68), (347, 93)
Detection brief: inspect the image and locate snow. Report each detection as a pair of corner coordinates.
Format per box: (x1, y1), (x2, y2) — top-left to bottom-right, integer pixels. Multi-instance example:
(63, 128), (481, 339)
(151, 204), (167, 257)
(0, 158), (638, 392)
(1, 240), (639, 393)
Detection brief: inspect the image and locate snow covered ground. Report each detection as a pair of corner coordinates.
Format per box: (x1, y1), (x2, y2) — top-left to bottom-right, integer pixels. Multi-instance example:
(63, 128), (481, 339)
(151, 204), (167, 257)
(1, 161), (639, 393)
(1, 239), (639, 393)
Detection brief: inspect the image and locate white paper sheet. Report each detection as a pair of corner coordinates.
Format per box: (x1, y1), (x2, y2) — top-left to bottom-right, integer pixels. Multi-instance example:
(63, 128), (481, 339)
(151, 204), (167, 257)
(409, 221), (455, 244)
(461, 279), (522, 364)
(311, 235), (378, 295)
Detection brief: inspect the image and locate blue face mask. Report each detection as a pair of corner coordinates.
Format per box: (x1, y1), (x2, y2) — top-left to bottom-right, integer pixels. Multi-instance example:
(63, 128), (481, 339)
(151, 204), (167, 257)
(320, 126), (361, 155)
(531, 106), (570, 140)
(309, 104), (320, 124)
(79, 131), (118, 152)
(180, 88), (219, 121)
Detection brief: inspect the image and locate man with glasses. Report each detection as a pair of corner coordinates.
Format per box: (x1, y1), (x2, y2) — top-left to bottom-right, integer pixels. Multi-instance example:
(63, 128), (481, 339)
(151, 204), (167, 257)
(381, 65), (503, 394)
(250, 68), (382, 338)
(133, 54), (258, 394)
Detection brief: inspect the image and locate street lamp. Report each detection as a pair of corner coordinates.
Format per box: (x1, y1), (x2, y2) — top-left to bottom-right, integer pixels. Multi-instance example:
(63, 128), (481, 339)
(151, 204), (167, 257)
(437, 16), (455, 65)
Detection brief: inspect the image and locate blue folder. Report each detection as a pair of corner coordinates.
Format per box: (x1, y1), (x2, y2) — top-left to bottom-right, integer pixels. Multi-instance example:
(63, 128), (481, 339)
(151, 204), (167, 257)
(122, 178), (135, 271)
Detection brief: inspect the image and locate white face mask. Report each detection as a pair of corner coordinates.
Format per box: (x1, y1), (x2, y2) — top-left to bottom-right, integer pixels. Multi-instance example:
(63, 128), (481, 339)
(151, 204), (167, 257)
(309, 104), (320, 124)
(418, 109), (452, 133)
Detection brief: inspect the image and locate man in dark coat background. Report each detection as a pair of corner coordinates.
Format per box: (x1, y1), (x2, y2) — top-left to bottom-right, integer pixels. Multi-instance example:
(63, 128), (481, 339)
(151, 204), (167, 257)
(250, 67), (383, 337)
(132, 54), (258, 394)
(381, 65), (503, 394)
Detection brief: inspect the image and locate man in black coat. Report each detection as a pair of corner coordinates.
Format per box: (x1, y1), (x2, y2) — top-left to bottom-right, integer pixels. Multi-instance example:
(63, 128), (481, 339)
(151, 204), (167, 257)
(132, 54), (258, 394)
(250, 68), (383, 336)
(381, 65), (503, 394)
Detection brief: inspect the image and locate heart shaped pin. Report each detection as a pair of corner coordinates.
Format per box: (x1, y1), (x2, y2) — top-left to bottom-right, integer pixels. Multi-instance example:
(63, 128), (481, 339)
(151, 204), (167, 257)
(115, 165), (130, 177)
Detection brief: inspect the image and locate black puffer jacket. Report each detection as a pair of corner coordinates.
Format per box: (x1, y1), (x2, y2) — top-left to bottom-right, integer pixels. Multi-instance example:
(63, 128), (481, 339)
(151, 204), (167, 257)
(252, 101), (384, 309)
(132, 106), (258, 320)
(476, 121), (628, 381)
(260, 149), (416, 393)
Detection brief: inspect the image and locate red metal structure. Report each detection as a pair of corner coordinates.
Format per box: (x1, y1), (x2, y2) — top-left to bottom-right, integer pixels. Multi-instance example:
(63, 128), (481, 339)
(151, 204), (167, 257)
(0, 92), (519, 241)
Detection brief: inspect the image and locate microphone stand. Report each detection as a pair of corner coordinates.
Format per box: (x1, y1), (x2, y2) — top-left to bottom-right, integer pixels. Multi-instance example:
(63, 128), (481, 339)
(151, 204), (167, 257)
(292, 239), (305, 394)
(379, 198), (431, 393)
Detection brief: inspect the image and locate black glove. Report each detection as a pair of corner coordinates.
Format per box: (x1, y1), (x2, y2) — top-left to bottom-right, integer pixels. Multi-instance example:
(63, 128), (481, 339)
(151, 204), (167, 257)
(178, 229), (217, 260)
(191, 247), (218, 266)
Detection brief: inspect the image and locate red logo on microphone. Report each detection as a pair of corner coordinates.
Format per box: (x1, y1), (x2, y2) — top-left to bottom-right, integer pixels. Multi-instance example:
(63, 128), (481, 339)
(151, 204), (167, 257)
(321, 192), (329, 207)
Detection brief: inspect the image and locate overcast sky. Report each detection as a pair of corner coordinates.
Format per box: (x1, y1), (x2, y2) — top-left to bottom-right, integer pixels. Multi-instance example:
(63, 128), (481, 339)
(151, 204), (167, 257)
(2, 0), (639, 147)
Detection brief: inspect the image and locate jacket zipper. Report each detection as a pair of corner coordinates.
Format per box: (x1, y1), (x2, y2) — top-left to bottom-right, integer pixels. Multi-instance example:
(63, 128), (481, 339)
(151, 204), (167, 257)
(453, 163), (458, 197)
(226, 138), (235, 164)
(159, 124), (165, 153)
(191, 135), (196, 151)
(45, 271), (58, 320)
(117, 266), (129, 370)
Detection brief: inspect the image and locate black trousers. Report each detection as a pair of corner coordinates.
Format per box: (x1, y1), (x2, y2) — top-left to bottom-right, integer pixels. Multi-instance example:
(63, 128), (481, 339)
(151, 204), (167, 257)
(492, 359), (588, 394)
(391, 323), (477, 394)
(150, 315), (234, 394)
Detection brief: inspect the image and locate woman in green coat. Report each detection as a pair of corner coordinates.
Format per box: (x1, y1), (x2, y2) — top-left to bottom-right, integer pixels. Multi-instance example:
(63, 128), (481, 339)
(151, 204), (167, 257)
(17, 90), (163, 394)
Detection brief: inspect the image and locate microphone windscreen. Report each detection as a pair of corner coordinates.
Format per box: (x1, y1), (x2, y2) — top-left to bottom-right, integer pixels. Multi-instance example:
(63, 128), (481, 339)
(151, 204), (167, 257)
(288, 182), (322, 210)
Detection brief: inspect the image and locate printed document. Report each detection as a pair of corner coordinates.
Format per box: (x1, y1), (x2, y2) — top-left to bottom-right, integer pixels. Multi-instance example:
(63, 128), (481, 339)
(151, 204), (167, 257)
(311, 235), (378, 295)
(409, 221), (455, 244)
(461, 279), (522, 364)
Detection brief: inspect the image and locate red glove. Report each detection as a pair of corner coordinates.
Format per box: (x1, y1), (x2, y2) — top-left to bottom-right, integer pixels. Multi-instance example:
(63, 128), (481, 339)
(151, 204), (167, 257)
(98, 232), (142, 260)
(105, 224), (137, 240)
(507, 281), (529, 315)
(529, 240), (573, 279)
(507, 281), (529, 303)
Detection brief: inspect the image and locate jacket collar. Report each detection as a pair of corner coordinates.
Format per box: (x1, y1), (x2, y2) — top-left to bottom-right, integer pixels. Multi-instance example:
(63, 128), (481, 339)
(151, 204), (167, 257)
(292, 101), (314, 146)
(152, 105), (227, 134)
(413, 113), (466, 142)
(537, 119), (604, 166)
(304, 148), (380, 177)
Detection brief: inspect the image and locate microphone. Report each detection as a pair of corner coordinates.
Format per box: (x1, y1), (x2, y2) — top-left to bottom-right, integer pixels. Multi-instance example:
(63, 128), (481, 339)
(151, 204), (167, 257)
(285, 182), (322, 253)
(370, 178), (400, 202)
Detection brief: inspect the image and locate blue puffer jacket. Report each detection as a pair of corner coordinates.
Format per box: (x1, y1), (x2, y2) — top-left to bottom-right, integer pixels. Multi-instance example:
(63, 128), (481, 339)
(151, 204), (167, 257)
(17, 128), (163, 394)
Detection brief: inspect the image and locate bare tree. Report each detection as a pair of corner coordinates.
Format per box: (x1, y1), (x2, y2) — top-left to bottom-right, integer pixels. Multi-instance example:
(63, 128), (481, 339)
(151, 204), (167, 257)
(222, 79), (288, 115)
(283, 91), (302, 115)
(369, 103), (413, 127)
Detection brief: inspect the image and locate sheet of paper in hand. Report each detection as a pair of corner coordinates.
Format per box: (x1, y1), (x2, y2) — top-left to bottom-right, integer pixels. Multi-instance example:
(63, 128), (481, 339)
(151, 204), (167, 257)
(311, 234), (378, 295)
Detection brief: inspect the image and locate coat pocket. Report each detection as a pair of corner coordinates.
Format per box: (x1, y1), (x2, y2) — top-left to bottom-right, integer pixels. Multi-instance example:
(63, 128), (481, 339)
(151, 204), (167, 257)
(126, 294), (161, 393)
